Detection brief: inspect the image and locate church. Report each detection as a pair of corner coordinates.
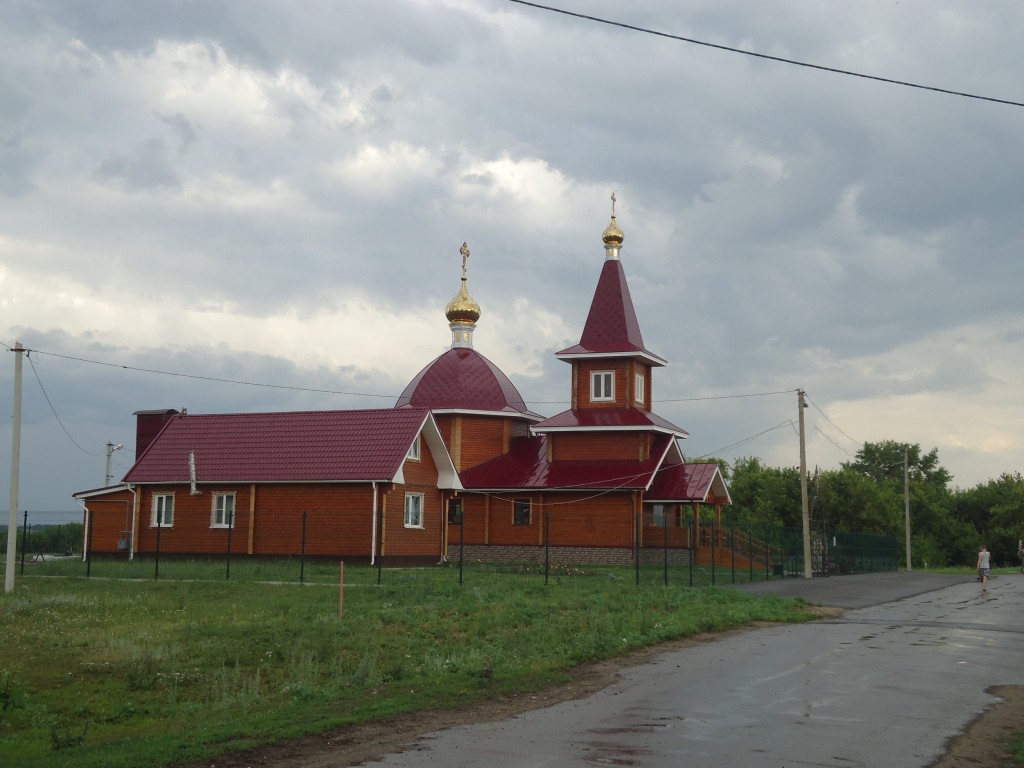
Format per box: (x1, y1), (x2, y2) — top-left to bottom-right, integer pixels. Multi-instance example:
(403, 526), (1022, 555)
(74, 200), (731, 566)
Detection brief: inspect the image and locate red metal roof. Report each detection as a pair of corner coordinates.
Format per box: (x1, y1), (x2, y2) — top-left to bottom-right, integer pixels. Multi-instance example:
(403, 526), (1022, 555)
(556, 259), (664, 364)
(646, 462), (732, 504)
(459, 436), (664, 491)
(533, 407), (689, 437)
(396, 348), (539, 417)
(123, 408), (436, 484)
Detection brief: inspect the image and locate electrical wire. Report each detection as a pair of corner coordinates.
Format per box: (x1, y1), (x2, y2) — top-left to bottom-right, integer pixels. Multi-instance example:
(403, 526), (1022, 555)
(508, 1), (1024, 109)
(26, 353), (102, 457)
(27, 347), (396, 400)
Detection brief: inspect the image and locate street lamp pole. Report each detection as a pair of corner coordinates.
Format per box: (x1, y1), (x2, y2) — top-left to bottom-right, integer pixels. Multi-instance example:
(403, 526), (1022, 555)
(105, 442), (124, 487)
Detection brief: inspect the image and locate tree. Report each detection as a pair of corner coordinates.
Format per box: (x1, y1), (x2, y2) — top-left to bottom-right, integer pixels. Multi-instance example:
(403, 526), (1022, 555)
(728, 456), (802, 527)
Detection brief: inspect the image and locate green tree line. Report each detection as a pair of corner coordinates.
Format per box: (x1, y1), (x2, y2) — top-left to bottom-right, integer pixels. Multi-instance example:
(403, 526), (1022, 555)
(708, 440), (1023, 569)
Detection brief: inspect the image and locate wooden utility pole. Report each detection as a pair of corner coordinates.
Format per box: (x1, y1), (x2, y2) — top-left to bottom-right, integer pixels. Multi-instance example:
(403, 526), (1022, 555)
(798, 389), (812, 579)
(5, 342), (25, 593)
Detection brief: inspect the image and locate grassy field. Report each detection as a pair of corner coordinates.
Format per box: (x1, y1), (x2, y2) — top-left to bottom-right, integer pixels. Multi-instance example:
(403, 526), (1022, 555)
(0, 560), (813, 768)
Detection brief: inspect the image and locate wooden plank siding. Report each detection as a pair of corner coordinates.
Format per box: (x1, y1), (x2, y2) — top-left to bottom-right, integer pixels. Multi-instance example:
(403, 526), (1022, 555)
(81, 447), (449, 559)
(80, 490), (136, 553)
(573, 360), (653, 409)
(432, 414), (531, 472)
(550, 432), (652, 461)
(447, 491), (638, 550)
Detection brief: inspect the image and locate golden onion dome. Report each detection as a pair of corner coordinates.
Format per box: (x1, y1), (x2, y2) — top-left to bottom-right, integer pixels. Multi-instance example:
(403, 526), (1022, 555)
(445, 241), (481, 326)
(446, 280), (481, 325)
(602, 191), (624, 246)
(602, 215), (624, 246)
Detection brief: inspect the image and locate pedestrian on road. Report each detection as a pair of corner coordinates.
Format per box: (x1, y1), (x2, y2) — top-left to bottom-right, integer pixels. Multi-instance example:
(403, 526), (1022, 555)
(976, 545), (991, 593)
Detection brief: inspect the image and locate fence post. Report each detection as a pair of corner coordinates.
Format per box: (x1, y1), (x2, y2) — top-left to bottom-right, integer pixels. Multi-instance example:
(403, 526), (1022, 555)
(338, 561), (344, 618)
(663, 508), (669, 587)
(544, 512), (550, 586)
(20, 510), (28, 574)
(748, 523), (753, 582)
(154, 515), (162, 581)
(764, 523), (770, 581)
(225, 508), (233, 581)
(86, 512), (94, 578)
(688, 515), (694, 588)
(458, 508), (465, 586)
(730, 521), (736, 584)
(300, 510), (308, 583)
(710, 518), (717, 586)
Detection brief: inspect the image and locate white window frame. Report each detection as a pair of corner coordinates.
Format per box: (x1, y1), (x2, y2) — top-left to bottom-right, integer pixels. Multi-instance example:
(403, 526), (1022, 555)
(591, 370), (614, 402)
(406, 436), (421, 461)
(404, 492), (425, 528)
(634, 372), (646, 405)
(651, 503), (666, 527)
(211, 492), (236, 529)
(151, 493), (175, 528)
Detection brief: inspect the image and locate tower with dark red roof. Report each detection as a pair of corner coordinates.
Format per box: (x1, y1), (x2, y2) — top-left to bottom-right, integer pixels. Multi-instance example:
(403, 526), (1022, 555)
(533, 196), (688, 449)
(395, 242), (542, 471)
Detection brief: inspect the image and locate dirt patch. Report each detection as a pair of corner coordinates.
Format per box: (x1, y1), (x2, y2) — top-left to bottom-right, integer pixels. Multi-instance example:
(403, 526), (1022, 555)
(195, 618), (1022, 768)
(929, 685), (1024, 768)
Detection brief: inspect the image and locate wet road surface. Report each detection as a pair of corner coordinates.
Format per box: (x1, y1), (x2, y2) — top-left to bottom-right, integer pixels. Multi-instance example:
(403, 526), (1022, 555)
(362, 572), (1024, 767)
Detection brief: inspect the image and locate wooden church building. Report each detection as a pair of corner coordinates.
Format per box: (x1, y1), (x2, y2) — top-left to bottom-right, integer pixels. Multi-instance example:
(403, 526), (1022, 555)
(74, 202), (731, 565)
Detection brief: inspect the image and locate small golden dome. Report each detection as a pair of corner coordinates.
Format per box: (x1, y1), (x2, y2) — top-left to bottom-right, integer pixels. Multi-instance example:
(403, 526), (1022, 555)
(602, 191), (624, 246)
(602, 215), (624, 246)
(446, 280), (481, 325)
(445, 241), (481, 326)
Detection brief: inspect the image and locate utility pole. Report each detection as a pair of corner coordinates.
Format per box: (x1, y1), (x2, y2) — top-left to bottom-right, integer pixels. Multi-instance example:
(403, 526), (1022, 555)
(798, 389), (812, 579)
(904, 446), (912, 572)
(5, 342), (25, 593)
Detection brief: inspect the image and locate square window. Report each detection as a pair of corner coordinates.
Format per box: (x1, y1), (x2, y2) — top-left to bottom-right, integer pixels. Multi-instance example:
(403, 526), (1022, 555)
(405, 492), (424, 528)
(591, 371), (614, 402)
(212, 493), (236, 528)
(152, 494), (174, 528)
(513, 499), (531, 526)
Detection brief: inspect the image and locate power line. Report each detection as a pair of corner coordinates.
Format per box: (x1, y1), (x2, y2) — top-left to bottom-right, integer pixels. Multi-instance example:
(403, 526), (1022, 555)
(27, 347), (396, 400)
(693, 419), (797, 460)
(26, 354), (102, 457)
(658, 389), (795, 403)
(804, 392), (860, 446)
(508, 1), (1024, 109)
(11, 342), (795, 410)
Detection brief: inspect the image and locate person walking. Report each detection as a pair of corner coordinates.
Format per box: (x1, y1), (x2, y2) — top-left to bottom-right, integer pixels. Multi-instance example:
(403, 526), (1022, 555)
(976, 545), (991, 593)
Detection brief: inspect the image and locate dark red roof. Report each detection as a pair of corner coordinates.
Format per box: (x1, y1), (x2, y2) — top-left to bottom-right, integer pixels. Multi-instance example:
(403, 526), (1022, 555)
(533, 407), (688, 437)
(396, 348), (539, 417)
(123, 408), (435, 484)
(646, 462), (731, 504)
(459, 436), (664, 490)
(557, 259), (664, 364)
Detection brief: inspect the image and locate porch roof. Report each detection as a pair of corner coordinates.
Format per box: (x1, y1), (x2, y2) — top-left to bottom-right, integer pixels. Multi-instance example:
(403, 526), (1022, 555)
(646, 462), (732, 505)
(459, 434), (676, 491)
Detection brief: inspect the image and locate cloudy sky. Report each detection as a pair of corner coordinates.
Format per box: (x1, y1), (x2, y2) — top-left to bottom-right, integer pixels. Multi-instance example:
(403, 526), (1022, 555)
(2, 0), (1023, 515)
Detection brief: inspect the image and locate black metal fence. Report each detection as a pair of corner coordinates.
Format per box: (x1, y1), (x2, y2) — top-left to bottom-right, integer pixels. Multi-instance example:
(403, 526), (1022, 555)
(7, 512), (898, 588)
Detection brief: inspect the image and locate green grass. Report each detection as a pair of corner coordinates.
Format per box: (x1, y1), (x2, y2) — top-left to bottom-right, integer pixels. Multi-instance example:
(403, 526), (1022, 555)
(1013, 731), (1024, 764)
(0, 565), (814, 768)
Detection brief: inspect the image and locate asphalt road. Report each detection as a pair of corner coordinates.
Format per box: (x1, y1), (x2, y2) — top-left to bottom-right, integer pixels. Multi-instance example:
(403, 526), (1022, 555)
(362, 572), (1024, 767)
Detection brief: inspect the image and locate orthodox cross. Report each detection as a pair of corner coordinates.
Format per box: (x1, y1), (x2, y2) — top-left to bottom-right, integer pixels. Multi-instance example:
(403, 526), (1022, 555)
(611, 191), (617, 216)
(459, 241), (470, 279)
